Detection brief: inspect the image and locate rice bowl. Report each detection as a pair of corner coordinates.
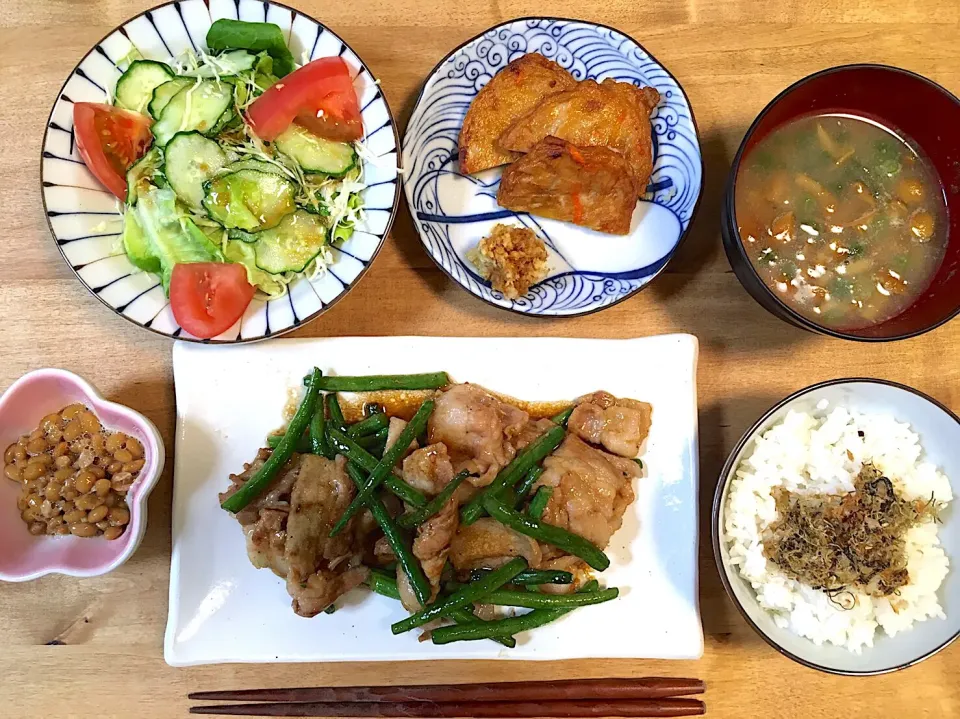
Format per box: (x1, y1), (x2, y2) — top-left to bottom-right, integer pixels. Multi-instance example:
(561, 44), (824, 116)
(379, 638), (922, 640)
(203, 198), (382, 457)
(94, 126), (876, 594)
(724, 404), (952, 652)
(713, 378), (960, 675)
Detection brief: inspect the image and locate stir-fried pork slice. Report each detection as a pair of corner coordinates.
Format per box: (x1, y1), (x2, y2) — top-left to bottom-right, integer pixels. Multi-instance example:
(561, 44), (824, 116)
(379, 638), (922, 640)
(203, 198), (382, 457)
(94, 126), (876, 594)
(222, 451), (307, 574)
(244, 509), (289, 578)
(402, 443), (455, 496)
(449, 517), (542, 571)
(385, 417), (419, 457)
(220, 449), (301, 526)
(398, 496), (461, 612)
(536, 435), (639, 549)
(428, 384), (529, 487)
(508, 417), (556, 454)
(284, 455), (370, 617)
(568, 391), (653, 458)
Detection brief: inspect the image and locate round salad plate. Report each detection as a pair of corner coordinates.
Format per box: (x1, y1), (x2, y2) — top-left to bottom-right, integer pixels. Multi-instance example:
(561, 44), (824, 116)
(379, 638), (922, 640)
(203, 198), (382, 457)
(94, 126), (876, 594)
(41, 0), (400, 342)
(402, 17), (703, 317)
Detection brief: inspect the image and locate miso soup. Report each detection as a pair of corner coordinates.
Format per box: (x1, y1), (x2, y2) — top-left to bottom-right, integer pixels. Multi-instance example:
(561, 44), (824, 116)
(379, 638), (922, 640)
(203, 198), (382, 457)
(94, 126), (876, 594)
(736, 114), (948, 330)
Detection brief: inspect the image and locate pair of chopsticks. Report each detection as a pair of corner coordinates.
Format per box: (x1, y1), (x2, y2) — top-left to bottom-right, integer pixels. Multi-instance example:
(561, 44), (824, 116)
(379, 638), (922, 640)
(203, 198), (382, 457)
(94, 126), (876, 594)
(189, 677), (706, 717)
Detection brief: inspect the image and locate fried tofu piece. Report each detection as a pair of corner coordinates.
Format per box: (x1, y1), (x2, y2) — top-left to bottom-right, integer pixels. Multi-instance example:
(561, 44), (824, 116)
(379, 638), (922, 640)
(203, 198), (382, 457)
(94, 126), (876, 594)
(458, 54), (577, 175)
(498, 79), (660, 194)
(497, 136), (637, 235)
(467, 223), (548, 299)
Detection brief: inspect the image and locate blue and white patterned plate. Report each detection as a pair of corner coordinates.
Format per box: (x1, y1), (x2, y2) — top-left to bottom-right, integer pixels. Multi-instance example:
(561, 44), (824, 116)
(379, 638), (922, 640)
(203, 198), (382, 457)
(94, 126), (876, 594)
(403, 18), (703, 317)
(41, 0), (399, 342)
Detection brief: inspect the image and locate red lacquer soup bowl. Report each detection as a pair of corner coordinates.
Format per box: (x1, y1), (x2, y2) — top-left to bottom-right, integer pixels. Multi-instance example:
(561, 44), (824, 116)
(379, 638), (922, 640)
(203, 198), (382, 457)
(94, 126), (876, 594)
(721, 64), (960, 341)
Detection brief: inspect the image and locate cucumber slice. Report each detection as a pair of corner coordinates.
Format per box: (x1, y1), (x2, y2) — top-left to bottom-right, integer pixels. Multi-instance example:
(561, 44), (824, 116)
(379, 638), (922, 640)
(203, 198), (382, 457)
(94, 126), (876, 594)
(165, 132), (228, 208)
(122, 210), (161, 273)
(202, 169), (296, 231)
(223, 159), (289, 176)
(227, 228), (260, 243)
(223, 239), (286, 296)
(149, 78), (192, 120)
(254, 211), (328, 273)
(274, 124), (357, 176)
(152, 80), (233, 146)
(115, 60), (174, 114)
(125, 147), (163, 205)
(183, 49), (256, 78)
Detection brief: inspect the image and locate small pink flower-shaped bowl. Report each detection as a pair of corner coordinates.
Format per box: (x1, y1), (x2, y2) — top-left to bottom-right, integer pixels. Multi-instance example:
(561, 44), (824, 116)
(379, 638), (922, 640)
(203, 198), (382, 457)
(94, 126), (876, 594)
(0, 369), (164, 581)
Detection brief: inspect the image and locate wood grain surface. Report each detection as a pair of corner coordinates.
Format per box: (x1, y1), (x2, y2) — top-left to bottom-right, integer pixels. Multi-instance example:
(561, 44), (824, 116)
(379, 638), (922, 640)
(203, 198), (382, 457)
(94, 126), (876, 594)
(1, 1), (958, 718)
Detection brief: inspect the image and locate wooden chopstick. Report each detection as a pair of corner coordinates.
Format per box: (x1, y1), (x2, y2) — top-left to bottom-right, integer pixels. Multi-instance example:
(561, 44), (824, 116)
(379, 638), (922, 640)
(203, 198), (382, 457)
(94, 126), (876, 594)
(188, 698), (706, 717)
(189, 677), (706, 703)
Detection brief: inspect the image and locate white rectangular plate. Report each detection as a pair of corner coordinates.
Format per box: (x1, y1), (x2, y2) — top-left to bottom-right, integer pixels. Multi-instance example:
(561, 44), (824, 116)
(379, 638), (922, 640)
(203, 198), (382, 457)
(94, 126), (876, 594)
(165, 335), (702, 666)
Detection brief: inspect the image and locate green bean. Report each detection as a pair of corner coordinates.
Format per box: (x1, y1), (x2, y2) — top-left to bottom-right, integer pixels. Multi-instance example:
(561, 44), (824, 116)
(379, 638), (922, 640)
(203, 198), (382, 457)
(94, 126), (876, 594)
(391, 557), (527, 634)
(397, 470), (471, 529)
(327, 429), (427, 507)
(345, 463), (431, 605)
(482, 496), (610, 571)
(366, 572), (515, 648)
(527, 486), (552, 520)
(461, 425), (565, 525)
(354, 432), (386, 452)
(470, 569), (573, 586)
(221, 369), (322, 513)
(309, 405), (329, 458)
(634, 458), (644, 470)
(347, 412), (390, 438)
(550, 406), (575, 426)
(330, 401), (435, 536)
(480, 587), (618, 609)
(304, 372), (450, 392)
(446, 607), (516, 648)
(368, 427), (389, 458)
(323, 604), (337, 614)
(514, 466), (544, 503)
(367, 569), (402, 600)
(266, 432), (311, 453)
(430, 581), (600, 645)
(326, 393), (346, 432)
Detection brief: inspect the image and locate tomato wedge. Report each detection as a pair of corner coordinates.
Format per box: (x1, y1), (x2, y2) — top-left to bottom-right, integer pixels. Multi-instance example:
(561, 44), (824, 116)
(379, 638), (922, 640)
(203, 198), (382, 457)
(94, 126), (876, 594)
(73, 102), (153, 200)
(170, 263), (255, 339)
(246, 57), (362, 142)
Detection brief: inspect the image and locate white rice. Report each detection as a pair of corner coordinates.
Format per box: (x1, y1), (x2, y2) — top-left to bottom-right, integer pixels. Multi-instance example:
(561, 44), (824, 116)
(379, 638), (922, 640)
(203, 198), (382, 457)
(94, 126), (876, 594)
(724, 403), (953, 652)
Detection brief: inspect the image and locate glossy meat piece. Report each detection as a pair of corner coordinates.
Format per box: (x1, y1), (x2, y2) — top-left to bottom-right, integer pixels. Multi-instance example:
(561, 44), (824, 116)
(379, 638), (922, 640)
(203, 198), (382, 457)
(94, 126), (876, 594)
(284, 455), (370, 617)
(385, 417), (418, 457)
(497, 136), (637, 235)
(508, 418), (556, 454)
(537, 435), (640, 549)
(402, 443), (455, 496)
(244, 508), (289, 578)
(449, 517), (542, 570)
(568, 391), (653, 457)
(428, 384), (529, 487)
(498, 79), (660, 194)
(399, 496), (461, 611)
(220, 448), (299, 526)
(458, 53), (577, 174)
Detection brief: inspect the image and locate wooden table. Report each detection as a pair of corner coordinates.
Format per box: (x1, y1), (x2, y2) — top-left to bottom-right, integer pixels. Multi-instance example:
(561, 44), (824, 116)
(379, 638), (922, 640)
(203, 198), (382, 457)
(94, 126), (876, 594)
(1, 0), (959, 717)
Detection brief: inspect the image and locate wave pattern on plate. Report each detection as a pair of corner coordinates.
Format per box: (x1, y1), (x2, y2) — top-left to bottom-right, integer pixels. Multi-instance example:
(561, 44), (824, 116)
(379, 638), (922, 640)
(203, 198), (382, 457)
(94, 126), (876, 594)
(402, 18), (703, 316)
(40, 1), (398, 342)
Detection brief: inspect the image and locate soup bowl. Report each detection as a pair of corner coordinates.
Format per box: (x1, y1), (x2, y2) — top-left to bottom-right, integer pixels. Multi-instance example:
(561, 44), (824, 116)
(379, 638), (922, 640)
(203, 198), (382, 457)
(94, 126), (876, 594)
(721, 64), (960, 341)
